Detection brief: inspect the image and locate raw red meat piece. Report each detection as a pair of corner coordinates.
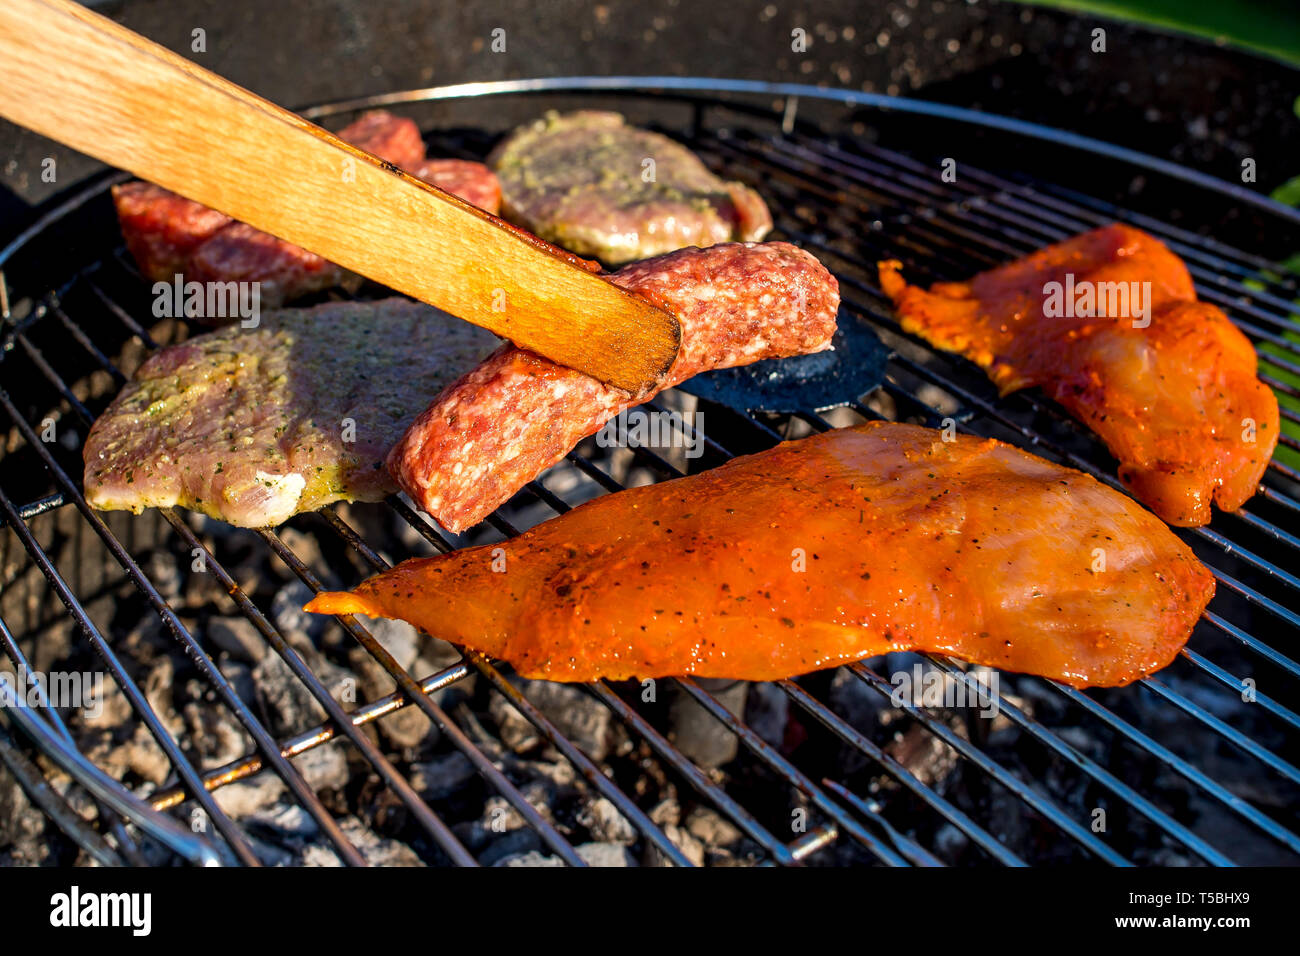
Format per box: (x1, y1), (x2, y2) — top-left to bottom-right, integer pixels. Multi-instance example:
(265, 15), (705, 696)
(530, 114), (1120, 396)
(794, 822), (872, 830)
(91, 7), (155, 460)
(388, 241), (840, 532)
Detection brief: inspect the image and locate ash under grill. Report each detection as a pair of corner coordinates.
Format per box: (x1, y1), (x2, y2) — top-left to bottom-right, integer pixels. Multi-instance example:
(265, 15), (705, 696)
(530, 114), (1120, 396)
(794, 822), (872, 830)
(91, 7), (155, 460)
(2, 80), (1299, 867)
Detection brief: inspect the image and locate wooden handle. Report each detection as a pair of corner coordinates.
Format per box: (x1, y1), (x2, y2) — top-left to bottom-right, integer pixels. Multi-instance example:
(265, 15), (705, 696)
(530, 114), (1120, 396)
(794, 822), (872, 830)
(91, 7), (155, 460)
(0, 0), (681, 393)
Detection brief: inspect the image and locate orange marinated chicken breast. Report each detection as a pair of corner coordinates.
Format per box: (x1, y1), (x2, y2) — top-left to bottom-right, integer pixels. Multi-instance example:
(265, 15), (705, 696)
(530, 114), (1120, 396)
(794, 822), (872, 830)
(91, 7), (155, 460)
(308, 422), (1214, 688)
(878, 224), (1278, 526)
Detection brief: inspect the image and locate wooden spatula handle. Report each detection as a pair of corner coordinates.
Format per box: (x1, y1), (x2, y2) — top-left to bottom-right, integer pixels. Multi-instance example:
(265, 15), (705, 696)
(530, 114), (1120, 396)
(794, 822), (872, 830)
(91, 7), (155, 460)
(0, 0), (681, 393)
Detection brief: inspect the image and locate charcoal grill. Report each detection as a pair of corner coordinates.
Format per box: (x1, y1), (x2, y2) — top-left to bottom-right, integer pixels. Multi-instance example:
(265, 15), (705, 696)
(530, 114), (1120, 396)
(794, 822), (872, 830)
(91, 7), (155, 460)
(3, 77), (1299, 867)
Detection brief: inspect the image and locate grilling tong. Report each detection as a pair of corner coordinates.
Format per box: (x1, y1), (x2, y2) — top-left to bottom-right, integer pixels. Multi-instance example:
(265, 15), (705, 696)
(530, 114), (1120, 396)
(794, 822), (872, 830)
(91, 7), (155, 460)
(0, 0), (681, 394)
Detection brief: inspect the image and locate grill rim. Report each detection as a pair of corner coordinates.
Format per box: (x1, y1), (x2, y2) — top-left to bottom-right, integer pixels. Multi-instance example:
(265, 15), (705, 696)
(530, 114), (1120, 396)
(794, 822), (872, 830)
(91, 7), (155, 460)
(0, 77), (1298, 868)
(8, 74), (1300, 273)
(293, 75), (1300, 227)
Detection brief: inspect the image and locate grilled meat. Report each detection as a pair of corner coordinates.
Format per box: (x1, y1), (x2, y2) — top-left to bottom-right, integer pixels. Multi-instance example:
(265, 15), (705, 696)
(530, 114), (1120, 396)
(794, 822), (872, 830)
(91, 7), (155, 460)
(312, 422), (1215, 688)
(113, 182), (234, 283)
(489, 111), (772, 265)
(388, 241), (840, 532)
(186, 222), (351, 307)
(328, 108), (427, 169)
(84, 299), (499, 527)
(408, 158), (503, 216)
(112, 110), (502, 311)
(878, 224), (1279, 525)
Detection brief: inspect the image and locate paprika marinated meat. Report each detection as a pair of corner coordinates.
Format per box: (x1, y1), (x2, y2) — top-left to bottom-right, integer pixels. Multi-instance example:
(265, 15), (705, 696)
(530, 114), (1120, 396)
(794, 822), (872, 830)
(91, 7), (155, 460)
(878, 224), (1278, 526)
(314, 422), (1215, 688)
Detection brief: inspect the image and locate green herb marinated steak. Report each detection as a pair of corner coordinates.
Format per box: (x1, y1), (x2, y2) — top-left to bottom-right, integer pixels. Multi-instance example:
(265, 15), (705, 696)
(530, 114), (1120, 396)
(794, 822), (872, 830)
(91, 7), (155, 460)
(488, 111), (772, 265)
(83, 299), (499, 527)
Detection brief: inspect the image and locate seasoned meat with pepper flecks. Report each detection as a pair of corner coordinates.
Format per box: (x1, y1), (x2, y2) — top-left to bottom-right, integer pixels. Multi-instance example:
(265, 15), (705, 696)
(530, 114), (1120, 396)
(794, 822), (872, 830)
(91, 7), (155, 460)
(315, 422), (1215, 688)
(84, 299), (499, 527)
(878, 224), (1279, 526)
(489, 111), (772, 265)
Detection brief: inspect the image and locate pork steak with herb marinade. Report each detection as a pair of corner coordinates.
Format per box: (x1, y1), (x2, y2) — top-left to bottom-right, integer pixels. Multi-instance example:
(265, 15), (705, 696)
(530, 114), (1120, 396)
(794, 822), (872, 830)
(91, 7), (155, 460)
(84, 299), (499, 527)
(489, 111), (772, 265)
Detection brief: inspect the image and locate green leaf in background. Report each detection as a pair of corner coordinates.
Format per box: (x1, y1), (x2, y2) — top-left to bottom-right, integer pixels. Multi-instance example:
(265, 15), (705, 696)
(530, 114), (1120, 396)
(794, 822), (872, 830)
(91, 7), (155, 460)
(1024, 0), (1300, 66)
(1271, 176), (1300, 208)
(1260, 169), (1300, 473)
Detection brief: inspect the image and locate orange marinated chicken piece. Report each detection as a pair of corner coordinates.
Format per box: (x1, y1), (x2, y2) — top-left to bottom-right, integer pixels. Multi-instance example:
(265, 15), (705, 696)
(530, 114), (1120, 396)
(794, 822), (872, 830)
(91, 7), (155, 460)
(307, 422), (1214, 688)
(878, 224), (1278, 526)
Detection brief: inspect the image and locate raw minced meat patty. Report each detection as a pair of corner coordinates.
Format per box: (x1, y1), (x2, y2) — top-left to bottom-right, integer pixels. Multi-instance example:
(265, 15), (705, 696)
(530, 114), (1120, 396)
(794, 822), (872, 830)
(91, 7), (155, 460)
(84, 299), (500, 527)
(389, 241), (839, 532)
(113, 111), (502, 312)
(488, 111), (773, 265)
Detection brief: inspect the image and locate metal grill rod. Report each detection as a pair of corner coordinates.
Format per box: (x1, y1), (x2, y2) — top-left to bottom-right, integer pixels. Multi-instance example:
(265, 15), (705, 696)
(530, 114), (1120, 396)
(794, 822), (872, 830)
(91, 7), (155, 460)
(0, 460), (261, 864)
(257, 527), (588, 866)
(794, 406), (1240, 863)
(315, 506), (695, 867)
(146, 659), (469, 811)
(673, 676), (912, 866)
(0, 672), (220, 865)
(1, 334), (369, 865)
(1182, 646), (1300, 730)
(330, 464), (910, 866)
(849, 662), (1130, 865)
(0, 613), (144, 868)
(0, 717), (124, 865)
(162, 513), (477, 865)
(1057, 684), (1300, 855)
(819, 778), (945, 866)
(585, 681), (798, 864)
(776, 678), (1027, 865)
(1142, 676), (1300, 786)
(929, 660), (1236, 866)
